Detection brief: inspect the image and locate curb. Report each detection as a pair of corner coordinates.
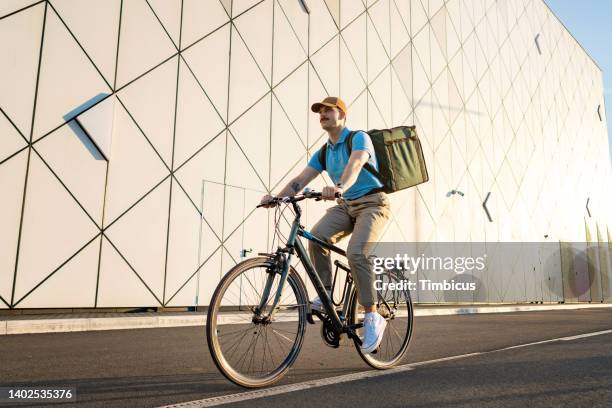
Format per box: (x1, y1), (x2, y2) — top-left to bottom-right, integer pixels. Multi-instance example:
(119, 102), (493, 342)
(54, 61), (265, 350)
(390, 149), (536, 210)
(1, 304), (611, 336)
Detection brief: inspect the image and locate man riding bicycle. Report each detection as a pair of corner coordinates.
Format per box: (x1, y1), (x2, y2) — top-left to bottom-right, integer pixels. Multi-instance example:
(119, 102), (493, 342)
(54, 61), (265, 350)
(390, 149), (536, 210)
(260, 96), (391, 354)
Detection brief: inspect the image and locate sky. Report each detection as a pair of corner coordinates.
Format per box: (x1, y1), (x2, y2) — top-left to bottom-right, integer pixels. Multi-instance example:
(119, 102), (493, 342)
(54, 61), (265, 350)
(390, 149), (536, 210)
(545, 0), (612, 164)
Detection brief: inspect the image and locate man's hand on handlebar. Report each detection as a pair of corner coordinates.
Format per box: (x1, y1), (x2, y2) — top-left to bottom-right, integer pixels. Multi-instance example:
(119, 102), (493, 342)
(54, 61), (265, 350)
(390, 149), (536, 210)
(259, 194), (277, 208)
(257, 189), (342, 208)
(321, 185), (343, 200)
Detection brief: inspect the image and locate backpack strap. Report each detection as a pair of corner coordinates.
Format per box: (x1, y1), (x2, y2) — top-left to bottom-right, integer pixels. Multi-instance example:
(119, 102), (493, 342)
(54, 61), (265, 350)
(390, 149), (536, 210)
(346, 131), (382, 180)
(318, 143), (328, 171)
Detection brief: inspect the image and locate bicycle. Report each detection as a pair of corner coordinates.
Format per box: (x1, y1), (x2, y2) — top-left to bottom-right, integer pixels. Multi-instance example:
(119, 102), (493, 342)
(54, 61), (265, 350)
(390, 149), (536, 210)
(206, 190), (414, 388)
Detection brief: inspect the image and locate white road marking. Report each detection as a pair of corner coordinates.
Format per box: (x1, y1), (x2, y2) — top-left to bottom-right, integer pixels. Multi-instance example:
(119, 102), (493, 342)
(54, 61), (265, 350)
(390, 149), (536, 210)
(157, 328), (612, 408)
(558, 329), (612, 341)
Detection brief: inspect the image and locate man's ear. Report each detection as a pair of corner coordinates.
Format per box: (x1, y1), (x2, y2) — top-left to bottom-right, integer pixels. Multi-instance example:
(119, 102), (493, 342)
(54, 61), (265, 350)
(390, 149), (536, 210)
(339, 110), (347, 121)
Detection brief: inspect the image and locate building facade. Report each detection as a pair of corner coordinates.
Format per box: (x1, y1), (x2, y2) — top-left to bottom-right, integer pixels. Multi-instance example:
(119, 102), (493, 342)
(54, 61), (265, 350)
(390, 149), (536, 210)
(0, 0), (610, 309)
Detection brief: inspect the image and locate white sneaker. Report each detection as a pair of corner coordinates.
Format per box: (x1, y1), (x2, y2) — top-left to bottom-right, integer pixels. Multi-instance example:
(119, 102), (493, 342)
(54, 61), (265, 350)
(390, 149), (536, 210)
(361, 312), (387, 353)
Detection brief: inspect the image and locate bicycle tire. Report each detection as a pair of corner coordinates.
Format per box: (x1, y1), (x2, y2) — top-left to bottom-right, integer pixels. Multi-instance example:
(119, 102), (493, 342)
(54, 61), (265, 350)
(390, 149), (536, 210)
(348, 271), (414, 369)
(206, 257), (308, 388)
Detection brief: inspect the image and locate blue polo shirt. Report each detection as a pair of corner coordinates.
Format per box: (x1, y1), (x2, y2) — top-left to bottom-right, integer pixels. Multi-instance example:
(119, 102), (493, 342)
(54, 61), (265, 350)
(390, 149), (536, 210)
(308, 127), (383, 200)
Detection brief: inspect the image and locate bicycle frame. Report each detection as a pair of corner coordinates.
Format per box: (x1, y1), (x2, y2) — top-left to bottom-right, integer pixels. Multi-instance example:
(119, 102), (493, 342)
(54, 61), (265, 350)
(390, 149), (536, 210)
(261, 199), (355, 336)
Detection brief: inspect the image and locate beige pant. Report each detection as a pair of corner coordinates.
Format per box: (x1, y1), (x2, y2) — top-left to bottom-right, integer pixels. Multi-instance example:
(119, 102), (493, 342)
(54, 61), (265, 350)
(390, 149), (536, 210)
(308, 192), (391, 307)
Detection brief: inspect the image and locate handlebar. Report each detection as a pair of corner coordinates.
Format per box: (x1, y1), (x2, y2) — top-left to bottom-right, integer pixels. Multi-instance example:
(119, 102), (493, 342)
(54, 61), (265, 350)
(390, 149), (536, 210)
(256, 190), (342, 208)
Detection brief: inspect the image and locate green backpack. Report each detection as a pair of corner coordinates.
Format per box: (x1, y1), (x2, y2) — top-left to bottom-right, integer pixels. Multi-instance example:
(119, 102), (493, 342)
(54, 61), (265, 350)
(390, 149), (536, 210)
(318, 126), (429, 193)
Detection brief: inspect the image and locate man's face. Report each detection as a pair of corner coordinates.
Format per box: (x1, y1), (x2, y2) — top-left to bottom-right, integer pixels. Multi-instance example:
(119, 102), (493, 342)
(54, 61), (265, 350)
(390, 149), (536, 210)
(318, 106), (345, 130)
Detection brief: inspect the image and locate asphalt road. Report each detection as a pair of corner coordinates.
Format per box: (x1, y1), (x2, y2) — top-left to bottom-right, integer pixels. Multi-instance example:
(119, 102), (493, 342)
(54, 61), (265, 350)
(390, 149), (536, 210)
(1, 308), (611, 408)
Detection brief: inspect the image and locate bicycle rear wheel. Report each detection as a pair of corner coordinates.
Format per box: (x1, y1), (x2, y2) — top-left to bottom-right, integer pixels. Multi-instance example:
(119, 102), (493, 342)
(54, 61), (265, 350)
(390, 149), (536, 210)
(206, 257), (307, 388)
(349, 270), (413, 369)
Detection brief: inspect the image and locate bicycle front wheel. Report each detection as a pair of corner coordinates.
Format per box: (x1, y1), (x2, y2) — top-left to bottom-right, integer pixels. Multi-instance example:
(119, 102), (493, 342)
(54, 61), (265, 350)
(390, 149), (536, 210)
(206, 257), (307, 388)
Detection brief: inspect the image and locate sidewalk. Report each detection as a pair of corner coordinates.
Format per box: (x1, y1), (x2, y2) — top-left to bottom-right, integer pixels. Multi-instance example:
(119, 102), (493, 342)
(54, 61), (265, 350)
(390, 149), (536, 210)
(1, 303), (611, 336)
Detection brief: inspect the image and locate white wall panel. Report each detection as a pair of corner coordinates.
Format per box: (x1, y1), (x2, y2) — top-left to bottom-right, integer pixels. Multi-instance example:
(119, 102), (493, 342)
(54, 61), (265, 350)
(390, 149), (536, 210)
(118, 56), (178, 168)
(97, 237), (161, 307)
(33, 6), (111, 141)
(310, 35), (340, 97)
(114, 0), (175, 89)
(274, 63), (308, 144)
(270, 98), (306, 188)
(272, 0), (307, 86)
(234, 0), (273, 83)
(308, 0), (337, 54)
(174, 58), (225, 168)
(34, 125), (107, 225)
(51, 0), (121, 86)
(13, 153), (99, 303)
(103, 103), (169, 224)
(165, 182), (219, 304)
(0, 3), (44, 137)
(104, 179), (170, 301)
(228, 94), (271, 188)
(17, 236), (99, 308)
(147, 0), (181, 47)
(181, 23), (230, 121)
(228, 28), (270, 122)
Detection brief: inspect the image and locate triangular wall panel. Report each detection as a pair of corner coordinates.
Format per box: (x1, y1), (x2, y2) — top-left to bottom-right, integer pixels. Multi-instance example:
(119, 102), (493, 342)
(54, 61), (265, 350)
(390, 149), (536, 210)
(228, 94), (271, 188)
(273, 63), (308, 145)
(104, 179), (171, 302)
(308, 0), (338, 54)
(34, 124), (107, 226)
(366, 16), (389, 80)
(227, 27), (270, 122)
(97, 236), (161, 307)
(51, 0), (121, 86)
(225, 131), (268, 194)
(0, 3), (44, 137)
(148, 0), (182, 47)
(174, 58), (225, 168)
(339, 0), (363, 29)
(13, 153), (99, 303)
(310, 35), (340, 96)
(270, 97), (306, 188)
(341, 13), (367, 79)
(390, 0), (411, 59)
(233, 0), (273, 83)
(165, 182), (220, 303)
(17, 236), (100, 308)
(33, 6), (111, 140)
(272, 0), (307, 85)
(181, 23), (230, 122)
(114, 0), (176, 89)
(103, 102), (169, 224)
(340, 39), (367, 105)
(117, 56), (178, 168)
(369, 0), (391, 56)
(181, 0), (228, 49)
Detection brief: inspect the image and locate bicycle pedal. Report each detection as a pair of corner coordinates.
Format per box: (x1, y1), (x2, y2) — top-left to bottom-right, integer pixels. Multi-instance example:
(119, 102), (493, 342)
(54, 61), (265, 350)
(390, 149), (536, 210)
(311, 309), (326, 321)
